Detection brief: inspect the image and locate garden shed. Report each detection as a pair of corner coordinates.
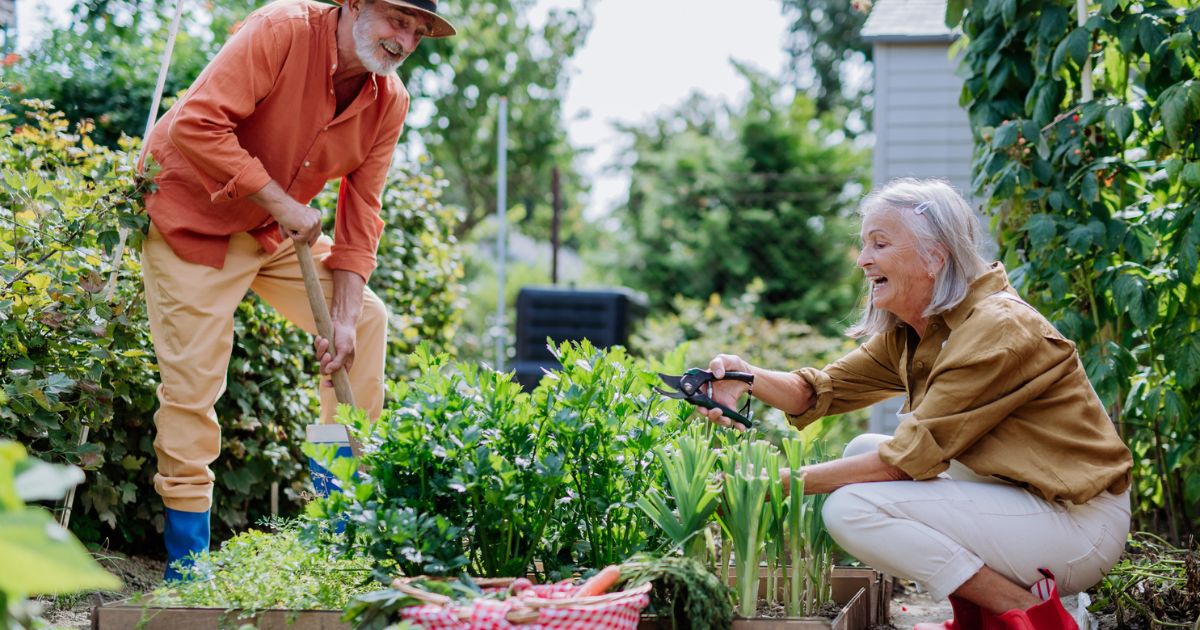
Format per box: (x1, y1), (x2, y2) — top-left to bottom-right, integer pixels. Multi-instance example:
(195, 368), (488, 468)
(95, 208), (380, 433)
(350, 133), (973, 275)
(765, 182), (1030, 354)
(860, 0), (991, 433)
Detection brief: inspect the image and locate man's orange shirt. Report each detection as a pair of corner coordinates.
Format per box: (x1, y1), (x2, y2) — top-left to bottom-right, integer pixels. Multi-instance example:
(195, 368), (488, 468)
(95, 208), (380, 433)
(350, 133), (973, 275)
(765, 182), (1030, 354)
(143, 0), (409, 282)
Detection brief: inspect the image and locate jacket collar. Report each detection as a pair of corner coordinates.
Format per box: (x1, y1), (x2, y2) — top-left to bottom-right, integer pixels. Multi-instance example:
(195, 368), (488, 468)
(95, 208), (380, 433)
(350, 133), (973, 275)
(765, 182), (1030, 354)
(940, 262), (1012, 330)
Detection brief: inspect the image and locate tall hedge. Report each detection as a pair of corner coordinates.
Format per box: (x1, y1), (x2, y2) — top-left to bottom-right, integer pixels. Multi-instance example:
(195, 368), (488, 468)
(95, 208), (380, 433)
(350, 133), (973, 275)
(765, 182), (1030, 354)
(0, 96), (464, 547)
(950, 0), (1200, 539)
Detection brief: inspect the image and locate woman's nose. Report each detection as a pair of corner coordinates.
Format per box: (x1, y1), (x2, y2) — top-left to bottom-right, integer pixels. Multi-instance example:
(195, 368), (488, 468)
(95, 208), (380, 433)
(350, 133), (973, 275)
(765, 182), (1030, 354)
(856, 249), (870, 268)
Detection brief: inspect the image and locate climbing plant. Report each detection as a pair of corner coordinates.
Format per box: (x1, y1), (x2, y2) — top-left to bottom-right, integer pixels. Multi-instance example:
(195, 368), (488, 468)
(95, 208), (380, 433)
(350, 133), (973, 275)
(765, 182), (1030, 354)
(950, 0), (1200, 539)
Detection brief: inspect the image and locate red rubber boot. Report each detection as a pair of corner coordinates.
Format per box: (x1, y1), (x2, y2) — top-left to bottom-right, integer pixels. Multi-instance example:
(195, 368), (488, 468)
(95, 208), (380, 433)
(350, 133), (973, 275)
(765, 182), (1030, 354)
(914, 595), (986, 630)
(987, 570), (1079, 630)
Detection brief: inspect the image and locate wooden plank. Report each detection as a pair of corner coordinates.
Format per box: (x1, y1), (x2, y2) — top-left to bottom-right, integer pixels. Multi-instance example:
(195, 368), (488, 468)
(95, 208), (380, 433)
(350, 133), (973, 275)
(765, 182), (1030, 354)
(92, 602), (350, 630)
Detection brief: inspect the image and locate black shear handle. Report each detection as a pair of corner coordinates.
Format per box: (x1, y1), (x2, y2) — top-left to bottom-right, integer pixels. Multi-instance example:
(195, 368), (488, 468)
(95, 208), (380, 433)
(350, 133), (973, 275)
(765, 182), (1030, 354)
(699, 370), (754, 427)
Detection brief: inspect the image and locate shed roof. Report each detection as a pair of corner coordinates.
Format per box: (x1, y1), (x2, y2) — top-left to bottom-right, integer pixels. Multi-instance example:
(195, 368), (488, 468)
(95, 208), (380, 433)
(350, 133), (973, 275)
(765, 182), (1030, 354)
(861, 0), (960, 43)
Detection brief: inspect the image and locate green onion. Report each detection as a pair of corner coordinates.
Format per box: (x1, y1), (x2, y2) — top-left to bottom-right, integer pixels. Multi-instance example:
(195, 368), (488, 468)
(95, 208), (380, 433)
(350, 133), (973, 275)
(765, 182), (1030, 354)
(717, 439), (776, 617)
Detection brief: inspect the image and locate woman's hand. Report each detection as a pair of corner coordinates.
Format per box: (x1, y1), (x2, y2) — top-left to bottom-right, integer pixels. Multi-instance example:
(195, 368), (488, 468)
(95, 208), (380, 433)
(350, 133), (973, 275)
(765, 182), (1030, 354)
(702, 354), (756, 430)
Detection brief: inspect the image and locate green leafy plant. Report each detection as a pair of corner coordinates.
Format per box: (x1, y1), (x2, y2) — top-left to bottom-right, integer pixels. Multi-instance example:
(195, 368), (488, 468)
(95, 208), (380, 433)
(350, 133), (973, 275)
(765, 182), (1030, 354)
(717, 439), (776, 618)
(637, 423), (722, 562)
(0, 440), (122, 629)
(306, 341), (691, 582)
(150, 520), (375, 616)
(617, 554), (734, 630)
(950, 0), (1200, 539)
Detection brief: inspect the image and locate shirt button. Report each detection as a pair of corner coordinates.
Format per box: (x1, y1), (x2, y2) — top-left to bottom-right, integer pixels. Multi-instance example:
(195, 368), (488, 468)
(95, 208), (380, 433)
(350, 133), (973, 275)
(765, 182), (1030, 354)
(304, 161), (311, 167)
(916, 361), (925, 369)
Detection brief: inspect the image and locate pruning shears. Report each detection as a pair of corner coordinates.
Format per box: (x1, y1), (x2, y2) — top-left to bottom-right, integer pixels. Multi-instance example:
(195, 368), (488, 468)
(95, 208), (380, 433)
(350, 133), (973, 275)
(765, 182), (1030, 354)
(655, 368), (755, 428)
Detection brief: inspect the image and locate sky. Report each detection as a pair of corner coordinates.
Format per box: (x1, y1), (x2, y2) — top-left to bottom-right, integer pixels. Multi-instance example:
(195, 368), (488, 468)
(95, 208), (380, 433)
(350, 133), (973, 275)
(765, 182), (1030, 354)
(13, 0), (792, 220)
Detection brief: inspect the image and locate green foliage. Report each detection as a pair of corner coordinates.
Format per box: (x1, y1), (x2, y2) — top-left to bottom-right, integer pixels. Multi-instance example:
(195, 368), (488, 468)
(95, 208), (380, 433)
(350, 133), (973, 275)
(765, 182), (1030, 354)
(0, 96), (466, 549)
(951, 0), (1200, 539)
(637, 424), (721, 562)
(617, 554), (734, 630)
(781, 0), (873, 128)
(306, 341), (693, 582)
(608, 67), (869, 333)
(151, 521), (376, 614)
(0, 440), (122, 629)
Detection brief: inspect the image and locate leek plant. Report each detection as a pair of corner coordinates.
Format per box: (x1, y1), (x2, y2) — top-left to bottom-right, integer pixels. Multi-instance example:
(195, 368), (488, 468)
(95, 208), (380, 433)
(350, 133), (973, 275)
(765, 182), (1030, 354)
(717, 439), (777, 618)
(781, 438), (834, 616)
(637, 424), (722, 562)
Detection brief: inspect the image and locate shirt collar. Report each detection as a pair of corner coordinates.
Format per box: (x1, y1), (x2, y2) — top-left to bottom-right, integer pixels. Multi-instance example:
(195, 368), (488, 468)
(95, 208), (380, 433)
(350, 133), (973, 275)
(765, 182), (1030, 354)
(941, 262), (1012, 330)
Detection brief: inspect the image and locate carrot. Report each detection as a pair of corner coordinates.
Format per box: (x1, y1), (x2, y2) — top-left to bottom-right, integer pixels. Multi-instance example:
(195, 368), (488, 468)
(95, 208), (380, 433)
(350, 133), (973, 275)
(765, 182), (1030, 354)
(575, 565), (621, 598)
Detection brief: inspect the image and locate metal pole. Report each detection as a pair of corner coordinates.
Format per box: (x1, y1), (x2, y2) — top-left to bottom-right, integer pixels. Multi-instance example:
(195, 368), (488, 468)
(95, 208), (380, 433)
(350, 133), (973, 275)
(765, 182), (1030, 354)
(551, 166), (561, 286)
(495, 97), (508, 371)
(1076, 0), (1092, 102)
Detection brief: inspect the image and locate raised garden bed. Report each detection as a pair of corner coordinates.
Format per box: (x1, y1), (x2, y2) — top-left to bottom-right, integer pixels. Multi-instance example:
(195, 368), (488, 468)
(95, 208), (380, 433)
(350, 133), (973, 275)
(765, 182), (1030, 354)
(95, 573), (879, 630)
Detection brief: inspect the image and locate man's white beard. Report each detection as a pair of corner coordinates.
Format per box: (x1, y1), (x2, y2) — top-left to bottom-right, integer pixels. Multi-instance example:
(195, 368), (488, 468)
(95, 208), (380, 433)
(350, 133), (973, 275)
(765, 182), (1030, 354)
(353, 13), (406, 75)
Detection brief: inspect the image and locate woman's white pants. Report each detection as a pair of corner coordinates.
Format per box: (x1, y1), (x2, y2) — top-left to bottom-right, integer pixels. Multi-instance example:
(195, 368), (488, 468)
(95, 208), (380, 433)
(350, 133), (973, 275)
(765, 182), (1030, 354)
(823, 434), (1130, 600)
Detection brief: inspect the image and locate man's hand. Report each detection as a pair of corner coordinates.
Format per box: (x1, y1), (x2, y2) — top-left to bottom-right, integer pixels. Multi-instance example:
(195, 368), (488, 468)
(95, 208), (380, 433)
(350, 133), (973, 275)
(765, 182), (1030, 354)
(273, 201), (322, 245)
(249, 180), (322, 245)
(315, 269), (367, 388)
(314, 321), (357, 387)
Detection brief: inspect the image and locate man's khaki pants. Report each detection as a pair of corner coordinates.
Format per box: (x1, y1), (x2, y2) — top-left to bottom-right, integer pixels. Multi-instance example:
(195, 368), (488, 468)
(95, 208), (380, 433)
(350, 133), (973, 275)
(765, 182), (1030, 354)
(142, 223), (387, 512)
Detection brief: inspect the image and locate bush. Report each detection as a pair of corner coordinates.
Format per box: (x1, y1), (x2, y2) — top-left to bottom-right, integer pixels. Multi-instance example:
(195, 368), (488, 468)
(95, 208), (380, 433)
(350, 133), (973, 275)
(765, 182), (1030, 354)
(0, 95), (465, 549)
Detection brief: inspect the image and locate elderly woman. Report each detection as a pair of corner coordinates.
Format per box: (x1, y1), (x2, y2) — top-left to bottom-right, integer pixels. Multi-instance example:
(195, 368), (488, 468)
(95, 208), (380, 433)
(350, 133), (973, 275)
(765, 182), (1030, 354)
(703, 178), (1131, 630)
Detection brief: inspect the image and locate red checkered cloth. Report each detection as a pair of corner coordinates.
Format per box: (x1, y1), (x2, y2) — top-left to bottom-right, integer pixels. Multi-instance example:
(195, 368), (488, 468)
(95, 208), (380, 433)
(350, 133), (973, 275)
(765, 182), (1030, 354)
(397, 581), (651, 629)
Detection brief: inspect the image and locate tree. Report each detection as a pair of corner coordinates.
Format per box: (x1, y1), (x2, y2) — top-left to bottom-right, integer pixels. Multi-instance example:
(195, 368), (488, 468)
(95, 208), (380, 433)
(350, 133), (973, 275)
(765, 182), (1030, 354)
(780, 0), (873, 130)
(607, 65), (869, 333)
(397, 0), (594, 245)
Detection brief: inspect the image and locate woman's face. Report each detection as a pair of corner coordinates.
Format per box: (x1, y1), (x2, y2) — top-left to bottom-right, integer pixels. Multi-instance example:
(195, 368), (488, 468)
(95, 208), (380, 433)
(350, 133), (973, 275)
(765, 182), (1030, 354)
(856, 209), (938, 327)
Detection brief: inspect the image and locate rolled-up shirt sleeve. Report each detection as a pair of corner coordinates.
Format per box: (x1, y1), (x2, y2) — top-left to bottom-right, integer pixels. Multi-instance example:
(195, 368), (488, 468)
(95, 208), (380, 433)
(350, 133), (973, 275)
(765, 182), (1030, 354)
(167, 14), (284, 204)
(324, 93), (408, 282)
(787, 332), (906, 429)
(878, 324), (1078, 479)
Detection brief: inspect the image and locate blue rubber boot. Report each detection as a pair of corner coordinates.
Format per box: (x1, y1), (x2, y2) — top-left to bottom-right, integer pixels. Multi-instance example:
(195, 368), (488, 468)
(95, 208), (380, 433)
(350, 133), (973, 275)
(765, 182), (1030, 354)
(308, 444), (354, 498)
(164, 507), (210, 582)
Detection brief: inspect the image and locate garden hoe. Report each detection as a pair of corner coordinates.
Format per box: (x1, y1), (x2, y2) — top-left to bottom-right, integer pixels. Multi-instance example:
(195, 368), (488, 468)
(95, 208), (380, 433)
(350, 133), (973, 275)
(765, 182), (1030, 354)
(295, 241), (366, 494)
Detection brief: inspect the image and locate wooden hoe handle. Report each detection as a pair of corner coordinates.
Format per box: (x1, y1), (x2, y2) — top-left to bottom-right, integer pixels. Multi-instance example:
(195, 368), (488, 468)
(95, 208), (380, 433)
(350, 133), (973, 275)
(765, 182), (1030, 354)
(294, 240), (356, 408)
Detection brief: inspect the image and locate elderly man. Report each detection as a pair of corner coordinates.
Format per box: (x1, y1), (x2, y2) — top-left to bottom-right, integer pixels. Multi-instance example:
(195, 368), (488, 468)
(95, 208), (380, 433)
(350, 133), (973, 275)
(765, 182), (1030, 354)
(141, 0), (455, 580)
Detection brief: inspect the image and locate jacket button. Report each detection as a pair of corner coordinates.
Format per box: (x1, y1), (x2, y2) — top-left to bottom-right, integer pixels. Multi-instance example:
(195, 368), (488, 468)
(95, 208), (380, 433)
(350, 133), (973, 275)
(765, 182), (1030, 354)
(304, 161), (311, 167)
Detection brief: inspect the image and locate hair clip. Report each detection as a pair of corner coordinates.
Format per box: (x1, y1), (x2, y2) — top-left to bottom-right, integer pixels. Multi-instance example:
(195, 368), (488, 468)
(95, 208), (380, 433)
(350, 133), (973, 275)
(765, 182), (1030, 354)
(913, 201), (933, 215)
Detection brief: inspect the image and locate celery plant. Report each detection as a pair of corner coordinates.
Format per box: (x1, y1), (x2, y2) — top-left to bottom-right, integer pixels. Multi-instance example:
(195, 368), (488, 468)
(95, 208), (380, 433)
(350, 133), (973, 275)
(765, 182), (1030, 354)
(637, 423), (721, 562)
(717, 439), (776, 617)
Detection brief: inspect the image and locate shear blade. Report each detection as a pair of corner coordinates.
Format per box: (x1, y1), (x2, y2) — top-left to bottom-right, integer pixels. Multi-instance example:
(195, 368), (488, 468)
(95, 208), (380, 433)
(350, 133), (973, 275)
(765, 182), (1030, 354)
(653, 386), (687, 399)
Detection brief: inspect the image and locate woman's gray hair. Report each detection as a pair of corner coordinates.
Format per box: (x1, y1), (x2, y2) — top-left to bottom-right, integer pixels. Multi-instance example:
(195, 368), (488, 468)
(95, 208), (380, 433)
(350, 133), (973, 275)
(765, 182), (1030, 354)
(847, 178), (991, 338)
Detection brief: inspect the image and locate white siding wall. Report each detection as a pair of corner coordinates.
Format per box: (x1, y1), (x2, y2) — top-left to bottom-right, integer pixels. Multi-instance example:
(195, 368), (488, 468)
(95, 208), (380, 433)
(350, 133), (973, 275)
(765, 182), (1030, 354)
(872, 43), (975, 197)
(868, 41), (992, 434)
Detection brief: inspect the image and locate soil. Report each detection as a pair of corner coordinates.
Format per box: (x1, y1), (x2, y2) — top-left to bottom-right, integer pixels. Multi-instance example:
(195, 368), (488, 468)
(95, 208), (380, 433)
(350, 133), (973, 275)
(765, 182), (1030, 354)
(876, 579), (953, 629)
(35, 551), (165, 630)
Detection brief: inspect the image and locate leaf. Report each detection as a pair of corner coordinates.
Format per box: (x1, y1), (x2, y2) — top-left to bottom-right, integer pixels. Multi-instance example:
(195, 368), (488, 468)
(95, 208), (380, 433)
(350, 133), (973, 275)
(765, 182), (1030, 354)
(0, 508), (122, 594)
(993, 122), (1019, 149)
(945, 0), (966, 28)
(1025, 214), (1057, 249)
(1112, 274), (1155, 329)
(14, 459), (84, 502)
(1166, 333), (1200, 388)
(1104, 105), (1134, 142)
(1081, 172), (1100, 204)
(1158, 80), (1197, 148)
(1182, 163), (1200, 188)
(1053, 27), (1090, 71)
